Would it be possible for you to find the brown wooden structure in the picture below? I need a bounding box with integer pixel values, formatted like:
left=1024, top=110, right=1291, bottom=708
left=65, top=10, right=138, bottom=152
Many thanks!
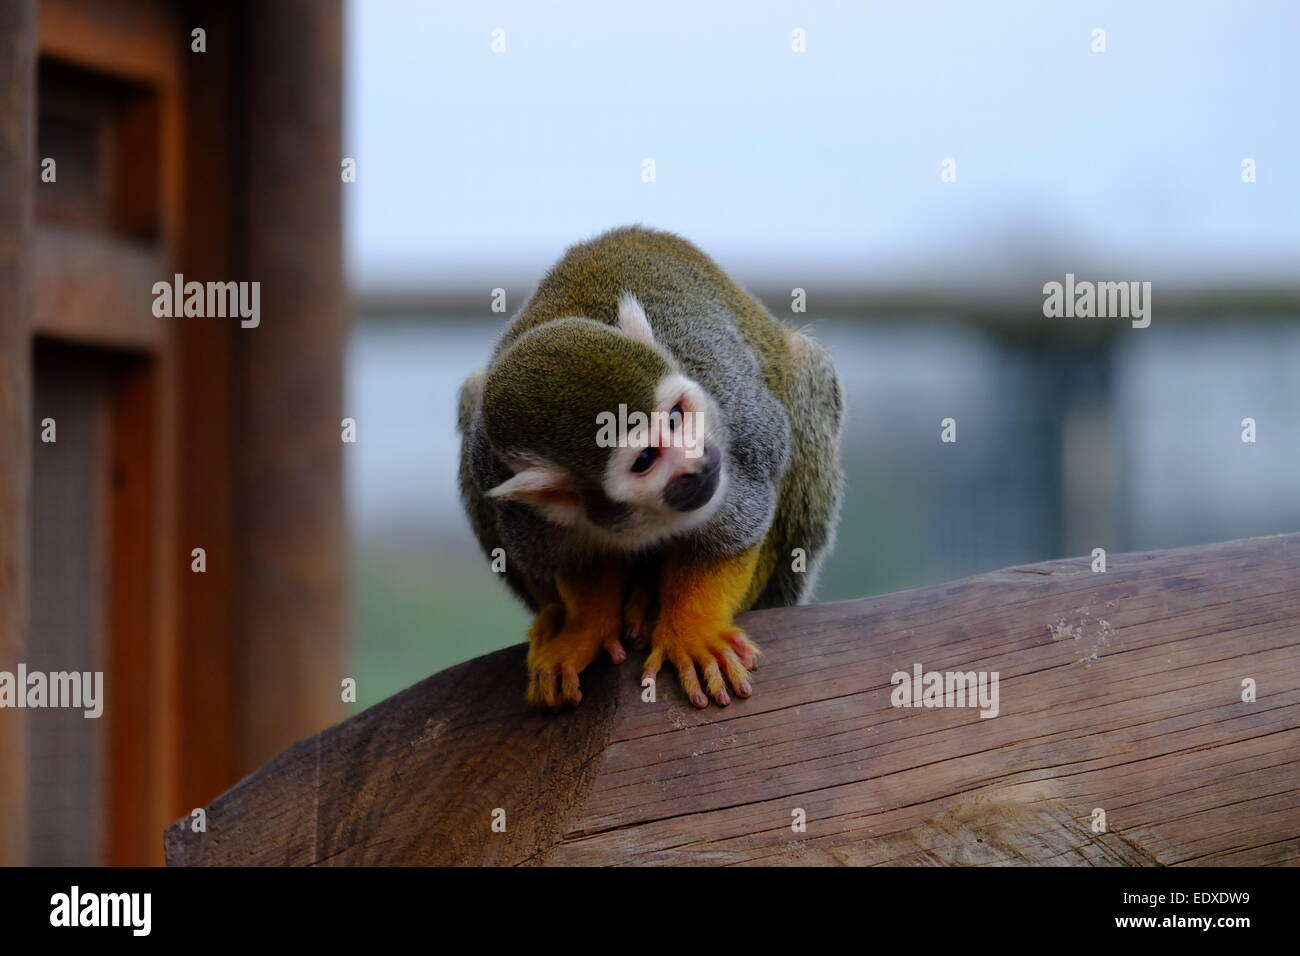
left=166, top=533, right=1300, bottom=866
left=0, top=0, right=346, bottom=865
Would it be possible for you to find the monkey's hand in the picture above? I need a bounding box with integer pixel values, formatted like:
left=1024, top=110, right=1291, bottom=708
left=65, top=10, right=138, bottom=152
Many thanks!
left=642, top=547, right=762, bottom=708
left=526, top=565, right=627, bottom=710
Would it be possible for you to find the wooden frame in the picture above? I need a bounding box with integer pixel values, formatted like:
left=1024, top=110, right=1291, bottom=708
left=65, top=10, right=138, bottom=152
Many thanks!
left=33, top=0, right=183, bottom=866
left=2, top=0, right=344, bottom=865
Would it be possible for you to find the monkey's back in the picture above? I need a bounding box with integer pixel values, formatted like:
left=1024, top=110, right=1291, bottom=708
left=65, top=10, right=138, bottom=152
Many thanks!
left=500, top=227, right=796, bottom=396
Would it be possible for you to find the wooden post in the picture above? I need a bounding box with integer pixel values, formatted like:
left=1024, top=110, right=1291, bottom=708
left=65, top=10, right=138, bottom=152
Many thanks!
left=235, top=0, right=347, bottom=772
left=0, top=0, right=35, bottom=867
left=166, top=533, right=1300, bottom=866
left=173, top=0, right=238, bottom=819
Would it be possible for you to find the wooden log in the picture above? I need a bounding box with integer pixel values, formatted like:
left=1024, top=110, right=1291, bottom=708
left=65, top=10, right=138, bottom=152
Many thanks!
left=165, top=533, right=1300, bottom=866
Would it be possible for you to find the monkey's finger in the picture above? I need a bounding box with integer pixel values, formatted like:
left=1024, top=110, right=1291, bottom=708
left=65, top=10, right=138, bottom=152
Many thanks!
left=527, top=666, right=560, bottom=711
left=719, top=648, right=753, bottom=697
left=701, top=659, right=730, bottom=706
left=526, top=670, right=542, bottom=707
left=603, top=637, right=627, bottom=664
left=673, top=655, right=708, bottom=709
left=560, top=664, right=583, bottom=706
left=723, top=629, right=761, bottom=670
left=540, top=671, right=561, bottom=712
left=642, top=646, right=666, bottom=684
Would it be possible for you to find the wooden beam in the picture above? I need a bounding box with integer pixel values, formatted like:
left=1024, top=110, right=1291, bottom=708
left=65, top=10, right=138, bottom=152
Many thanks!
left=0, top=0, right=35, bottom=868
left=37, top=0, right=176, bottom=86
left=33, top=227, right=164, bottom=350
left=234, top=0, right=346, bottom=773
left=165, top=533, right=1300, bottom=866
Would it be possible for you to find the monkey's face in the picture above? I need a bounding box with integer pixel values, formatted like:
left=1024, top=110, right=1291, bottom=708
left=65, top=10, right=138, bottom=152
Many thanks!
left=482, top=303, right=728, bottom=550
left=597, top=370, right=727, bottom=537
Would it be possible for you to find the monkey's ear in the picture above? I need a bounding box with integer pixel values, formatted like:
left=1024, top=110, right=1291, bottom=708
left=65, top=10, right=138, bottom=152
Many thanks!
left=616, top=292, right=655, bottom=346
left=487, top=459, right=584, bottom=524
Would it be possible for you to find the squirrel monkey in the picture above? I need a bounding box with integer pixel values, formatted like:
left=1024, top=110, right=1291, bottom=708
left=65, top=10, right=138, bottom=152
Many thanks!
left=458, top=226, right=843, bottom=709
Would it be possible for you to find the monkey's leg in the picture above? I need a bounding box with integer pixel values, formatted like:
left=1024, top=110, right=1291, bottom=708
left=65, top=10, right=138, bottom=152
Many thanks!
left=643, top=546, right=763, bottom=708
left=526, top=561, right=627, bottom=710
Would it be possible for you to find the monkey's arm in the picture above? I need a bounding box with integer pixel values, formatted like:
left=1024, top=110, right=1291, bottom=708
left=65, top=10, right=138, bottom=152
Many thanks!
left=642, top=545, right=763, bottom=708
left=527, top=560, right=629, bottom=709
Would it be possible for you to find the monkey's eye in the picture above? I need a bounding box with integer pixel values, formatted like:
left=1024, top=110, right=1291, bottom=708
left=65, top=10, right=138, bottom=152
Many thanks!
left=631, top=447, right=659, bottom=474
left=669, top=403, right=683, bottom=430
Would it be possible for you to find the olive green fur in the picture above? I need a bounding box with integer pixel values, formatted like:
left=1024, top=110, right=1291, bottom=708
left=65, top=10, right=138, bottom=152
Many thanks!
left=484, top=318, right=668, bottom=478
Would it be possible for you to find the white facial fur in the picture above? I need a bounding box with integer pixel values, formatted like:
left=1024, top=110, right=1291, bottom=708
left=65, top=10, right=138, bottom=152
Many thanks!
left=600, top=371, right=728, bottom=545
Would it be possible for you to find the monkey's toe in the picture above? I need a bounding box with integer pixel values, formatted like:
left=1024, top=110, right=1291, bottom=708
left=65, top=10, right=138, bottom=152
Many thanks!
left=526, top=665, right=563, bottom=711
left=642, top=625, right=759, bottom=707
left=526, top=621, right=621, bottom=711
left=723, top=628, right=761, bottom=670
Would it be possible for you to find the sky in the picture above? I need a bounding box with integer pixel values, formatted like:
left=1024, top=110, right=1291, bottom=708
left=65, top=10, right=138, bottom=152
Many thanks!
left=344, top=0, right=1300, bottom=297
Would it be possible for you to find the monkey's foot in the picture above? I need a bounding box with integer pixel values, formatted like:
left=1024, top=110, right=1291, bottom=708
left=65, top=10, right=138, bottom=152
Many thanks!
left=642, top=623, right=760, bottom=708
left=526, top=603, right=626, bottom=710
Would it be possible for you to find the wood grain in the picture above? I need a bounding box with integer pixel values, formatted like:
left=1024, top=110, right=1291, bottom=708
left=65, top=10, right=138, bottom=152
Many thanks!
left=167, top=533, right=1300, bottom=866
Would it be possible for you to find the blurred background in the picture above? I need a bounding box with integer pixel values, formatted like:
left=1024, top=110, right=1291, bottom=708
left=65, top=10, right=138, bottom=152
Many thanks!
left=6, top=0, right=1296, bottom=866
left=343, top=0, right=1300, bottom=706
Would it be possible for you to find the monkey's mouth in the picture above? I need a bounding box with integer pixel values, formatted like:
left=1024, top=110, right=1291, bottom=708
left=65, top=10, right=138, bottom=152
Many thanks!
left=663, top=448, right=722, bottom=512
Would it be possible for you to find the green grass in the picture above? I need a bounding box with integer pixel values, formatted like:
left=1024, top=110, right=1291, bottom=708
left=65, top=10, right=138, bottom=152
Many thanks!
left=350, top=550, right=529, bottom=708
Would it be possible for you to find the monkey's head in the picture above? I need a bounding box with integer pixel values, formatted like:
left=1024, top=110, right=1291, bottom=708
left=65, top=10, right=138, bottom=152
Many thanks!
left=481, top=295, right=727, bottom=550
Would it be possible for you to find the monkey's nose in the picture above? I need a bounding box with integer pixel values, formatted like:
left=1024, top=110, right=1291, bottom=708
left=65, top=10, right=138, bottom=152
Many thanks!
left=663, top=450, right=720, bottom=512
